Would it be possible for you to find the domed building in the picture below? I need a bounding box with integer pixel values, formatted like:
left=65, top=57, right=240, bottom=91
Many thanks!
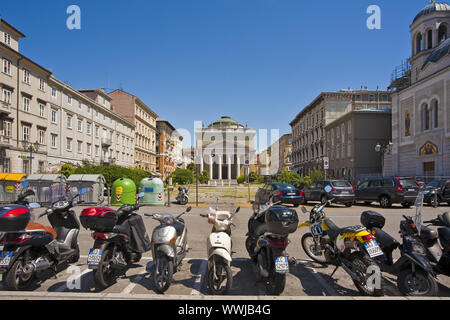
left=195, top=116, right=256, bottom=182
left=386, top=1, right=450, bottom=178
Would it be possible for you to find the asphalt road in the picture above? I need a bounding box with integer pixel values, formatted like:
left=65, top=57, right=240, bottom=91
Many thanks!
left=1, top=201, right=449, bottom=299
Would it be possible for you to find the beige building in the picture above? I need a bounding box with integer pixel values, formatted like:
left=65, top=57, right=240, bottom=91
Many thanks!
left=0, top=18, right=135, bottom=174
left=259, top=133, right=293, bottom=176
left=156, top=119, right=176, bottom=180
left=290, top=89, right=392, bottom=176
left=108, top=89, right=158, bottom=173
left=385, top=2, right=450, bottom=179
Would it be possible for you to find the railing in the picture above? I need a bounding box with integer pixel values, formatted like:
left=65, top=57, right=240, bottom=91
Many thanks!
left=0, top=135, right=11, bottom=145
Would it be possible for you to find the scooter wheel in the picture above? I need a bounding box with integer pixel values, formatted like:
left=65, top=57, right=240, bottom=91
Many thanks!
left=153, top=256, right=174, bottom=294
left=208, top=260, right=232, bottom=295
left=93, top=248, right=118, bottom=290
left=265, top=273, right=286, bottom=296
left=397, top=269, right=438, bottom=297
left=3, top=259, right=35, bottom=291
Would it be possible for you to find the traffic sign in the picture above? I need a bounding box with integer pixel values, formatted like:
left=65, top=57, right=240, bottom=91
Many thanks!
left=324, top=157, right=329, bottom=170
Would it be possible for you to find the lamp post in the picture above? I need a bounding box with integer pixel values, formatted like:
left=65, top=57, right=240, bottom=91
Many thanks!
left=22, top=140, right=40, bottom=176
left=375, top=142, right=393, bottom=177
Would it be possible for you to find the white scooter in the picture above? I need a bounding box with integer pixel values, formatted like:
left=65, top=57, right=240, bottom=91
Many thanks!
left=200, top=205, right=240, bottom=295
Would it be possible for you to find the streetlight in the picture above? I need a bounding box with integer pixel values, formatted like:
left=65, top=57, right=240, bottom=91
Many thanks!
left=22, top=140, right=40, bottom=175
left=375, top=142, right=393, bottom=177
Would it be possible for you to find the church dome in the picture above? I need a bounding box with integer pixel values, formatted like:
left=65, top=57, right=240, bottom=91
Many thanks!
left=413, top=2, right=450, bottom=24
left=422, top=37, right=450, bottom=68
left=209, top=116, right=244, bottom=129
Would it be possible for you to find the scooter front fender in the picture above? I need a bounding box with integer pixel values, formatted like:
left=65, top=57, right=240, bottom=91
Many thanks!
left=298, top=221, right=312, bottom=229
left=156, top=244, right=175, bottom=259
left=209, top=248, right=232, bottom=266
left=404, top=252, right=436, bottom=277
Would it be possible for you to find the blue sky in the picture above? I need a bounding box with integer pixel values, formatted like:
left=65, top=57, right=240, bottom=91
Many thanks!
left=0, top=0, right=431, bottom=148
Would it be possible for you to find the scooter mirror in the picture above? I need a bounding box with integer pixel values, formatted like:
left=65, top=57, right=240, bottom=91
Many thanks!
left=301, top=207, right=307, bottom=214
left=29, top=203, right=41, bottom=209
left=324, top=185, right=332, bottom=193
left=186, top=206, right=192, bottom=212
left=235, top=207, right=241, bottom=214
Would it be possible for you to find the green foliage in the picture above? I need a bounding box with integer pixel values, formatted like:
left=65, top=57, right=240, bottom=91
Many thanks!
left=169, top=169, right=194, bottom=185
left=59, top=164, right=76, bottom=178
left=309, top=169, right=324, bottom=183
left=198, top=170, right=210, bottom=184
left=249, top=172, right=265, bottom=184
left=237, top=175, right=246, bottom=184
left=73, top=165, right=151, bottom=189
left=186, top=162, right=196, bottom=174
left=273, top=170, right=314, bottom=190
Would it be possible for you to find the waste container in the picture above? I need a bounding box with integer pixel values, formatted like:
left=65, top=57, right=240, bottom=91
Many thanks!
left=26, top=174, right=67, bottom=205
left=139, top=177, right=165, bottom=206
left=0, top=173, right=27, bottom=204
left=111, top=178, right=136, bottom=206
left=67, top=174, right=106, bottom=205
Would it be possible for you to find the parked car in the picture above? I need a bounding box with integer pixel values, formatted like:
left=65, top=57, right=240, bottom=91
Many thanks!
left=302, top=180, right=355, bottom=207
left=354, top=177, right=419, bottom=208
left=255, top=182, right=304, bottom=207
left=423, top=180, right=450, bottom=207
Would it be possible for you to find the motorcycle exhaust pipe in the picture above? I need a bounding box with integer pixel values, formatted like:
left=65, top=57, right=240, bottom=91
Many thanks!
left=24, top=260, right=53, bottom=273
left=111, top=257, right=127, bottom=269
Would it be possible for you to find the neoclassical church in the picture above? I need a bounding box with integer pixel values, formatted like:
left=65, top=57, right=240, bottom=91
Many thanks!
left=385, top=1, right=450, bottom=179
left=194, top=116, right=256, bottom=181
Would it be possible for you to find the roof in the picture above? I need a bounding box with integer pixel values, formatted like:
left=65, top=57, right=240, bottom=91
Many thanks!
left=412, top=2, right=450, bottom=24
left=209, top=116, right=243, bottom=128
left=0, top=18, right=26, bottom=38
left=422, top=38, right=450, bottom=69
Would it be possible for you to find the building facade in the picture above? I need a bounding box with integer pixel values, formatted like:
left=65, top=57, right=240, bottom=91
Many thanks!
left=0, top=18, right=135, bottom=174
left=108, top=89, right=158, bottom=173
left=324, top=109, right=392, bottom=180
left=259, top=133, right=293, bottom=176
left=385, top=2, right=450, bottom=179
left=156, top=119, right=176, bottom=180
left=195, top=116, right=257, bottom=181
left=290, top=90, right=392, bottom=176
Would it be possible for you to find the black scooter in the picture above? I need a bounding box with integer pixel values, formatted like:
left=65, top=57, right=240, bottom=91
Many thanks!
left=0, top=182, right=86, bottom=291
left=81, top=193, right=151, bottom=290
left=420, top=212, right=450, bottom=276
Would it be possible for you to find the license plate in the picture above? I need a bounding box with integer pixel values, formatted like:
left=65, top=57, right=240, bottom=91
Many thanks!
left=408, top=189, right=415, bottom=192
left=342, top=191, right=349, bottom=194
left=275, top=256, right=289, bottom=274
left=364, top=240, right=383, bottom=258
left=0, top=251, right=13, bottom=267
left=87, top=249, right=102, bottom=267
left=287, top=193, right=296, bottom=196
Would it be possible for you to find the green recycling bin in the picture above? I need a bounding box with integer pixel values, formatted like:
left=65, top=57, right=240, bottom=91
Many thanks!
left=111, top=178, right=136, bottom=206
left=139, top=177, right=165, bottom=206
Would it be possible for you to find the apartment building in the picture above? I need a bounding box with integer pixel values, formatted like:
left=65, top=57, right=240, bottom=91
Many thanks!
left=290, top=89, right=392, bottom=176
left=259, top=133, right=293, bottom=176
left=0, top=18, right=135, bottom=174
left=156, top=119, right=176, bottom=180
left=108, top=89, right=158, bottom=173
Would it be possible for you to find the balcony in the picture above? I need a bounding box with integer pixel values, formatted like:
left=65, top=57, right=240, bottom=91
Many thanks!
left=0, top=135, right=11, bottom=148
left=101, top=137, right=112, bottom=147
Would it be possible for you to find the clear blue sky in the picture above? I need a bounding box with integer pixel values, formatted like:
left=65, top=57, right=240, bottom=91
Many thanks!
left=0, top=0, right=430, bottom=148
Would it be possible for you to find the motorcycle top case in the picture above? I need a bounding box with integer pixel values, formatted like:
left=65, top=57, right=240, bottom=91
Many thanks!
left=360, top=211, right=385, bottom=229
left=265, top=206, right=299, bottom=236
left=80, top=207, right=118, bottom=232
left=0, top=205, right=32, bottom=232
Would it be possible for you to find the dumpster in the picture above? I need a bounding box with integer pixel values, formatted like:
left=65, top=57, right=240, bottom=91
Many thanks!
left=139, top=177, right=165, bottom=206
left=67, top=174, right=106, bottom=205
left=26, top=174, right=67, bottom=205
left=111, top=178, right=136, bottom=206
left=0, top=173, right=27, bottom=204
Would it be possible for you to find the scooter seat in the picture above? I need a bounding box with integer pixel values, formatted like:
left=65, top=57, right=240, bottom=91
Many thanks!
left=112, top=225, right=129, bottom=236
left=372, top=227, right=400, bottom=252
left=26, top=223, right=57, bottom=239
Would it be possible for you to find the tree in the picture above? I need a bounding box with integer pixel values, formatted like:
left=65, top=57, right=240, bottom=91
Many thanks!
left=198, top=170, right=210, bottom=184
left=186, top=162, right=196, bottom=174
left=170, top=169, right=194, bottom=185
left=59, top=164, right=75, bottom=178
left=309, top=169, right=324, bottom=183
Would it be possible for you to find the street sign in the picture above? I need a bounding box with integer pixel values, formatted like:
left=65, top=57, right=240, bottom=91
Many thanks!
left=324, top=157, right=329, bottom=170
left=244, top=160, right=249, bottom=168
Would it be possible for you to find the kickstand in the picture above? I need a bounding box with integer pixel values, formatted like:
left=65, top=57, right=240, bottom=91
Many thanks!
left=329, top=265, right=339, bottom=279
left=52, top=266, right=58, bottom=279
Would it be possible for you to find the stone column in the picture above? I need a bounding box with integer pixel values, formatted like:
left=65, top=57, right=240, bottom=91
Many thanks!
left=227, top=156, right=232, bottom=181
left=209, top=155, right=213, bottom=180
left=236, top=156, right=240, bottom=178
left=218, top=156, right=222, bottom=180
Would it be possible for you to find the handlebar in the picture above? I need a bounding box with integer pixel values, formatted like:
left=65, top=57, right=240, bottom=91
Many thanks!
left=200, top=213, right=208, bottom=218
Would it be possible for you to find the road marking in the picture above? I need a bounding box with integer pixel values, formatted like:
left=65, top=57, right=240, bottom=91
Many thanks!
left=53, top=268, right=91, bottom=292
left=121, top=269, right=150, bottom=295
left=190, top=259, right=207, bottom=295
left=296, top=259, right=338, bottom=296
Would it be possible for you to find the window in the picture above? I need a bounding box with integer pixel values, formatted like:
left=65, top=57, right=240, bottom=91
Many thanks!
left=23, top=69, right=31, bottom=84
left=67, top=115, right=72, bottom=129
left=1, top=120, right=12, bottom=137
left=38, top=161, right=45, bottom=173
left=77, top=119, right=83, bottom=132
left=51, top=87, right=57, bottom=98
left=66, top=138, right=72, bottom=151
left=2, top=89, right=11, bottom=104
left=416, top=33, right=423, bottom=54
left=427, top=29, right=433, bottom=50
left=39, top=103, right=45, bottom=117
left=95, top=126, right=99, bottom=137
left=51, top=134, right=57, bottom=148
left=438, top=24, right=448, bottom=43
left=87, top=123, right=92, bottom=135
left=3, top=32, right=11, bottom=46
left=51, top=109, right=57, bottom=124
left=3, top=158, right=10, bottom=173
left=39, top=78, right=45, bottom=91
left=422, top=104, right=430, bottom=131
left=22, top=125, right=30, bottom=141
left=23, top=160, right=29, bottom=175
left=432, top=100, right=439, bottom=129
left=67, top=95, right=72, bottom=105
left=23, top=97, right=30, bottom=112
left=38, top=129, right=45, bottom=145
left=78, top=100, right=82, bottom=110
left=87, top=105, right=91, bottom=113
left=87, top=143, right=92, bottom=155
left=95, top=145, right=99, bottom=157
left=77, top=141, right=82, bottom=153
left=2, top=58, right=11, bottom=75
left=405, top=110, right=411, bottom=137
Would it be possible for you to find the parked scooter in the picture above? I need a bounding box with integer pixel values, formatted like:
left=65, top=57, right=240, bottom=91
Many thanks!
left=299, top=186, right=384, bottom=296
left=144, top=206, right=191, bottom=293
left=81, top=193, right=151, bottom=290
left=420, top=212, right=450, bottom=276
left=176, top=187, right=189, bottom=205
left=200, top=201, right=240, bottom=295
left=0, top=182, right=86, bottom=291
left=360, top=192, right=439, bottom=296
left=245, top=196, right=298, bottom=295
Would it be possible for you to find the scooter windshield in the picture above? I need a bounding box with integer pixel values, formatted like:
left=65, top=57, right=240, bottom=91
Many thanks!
left=413, top=191, right=425, bottom=236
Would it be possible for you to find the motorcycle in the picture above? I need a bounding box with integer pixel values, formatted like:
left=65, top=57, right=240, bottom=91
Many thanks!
left=245, top=197, right=298, bottom=295
left=420, top=212, right=450, bottom=276
left=298, top=186, right=384, bottom=296
left=0, top=182, right=86, bottom=291
left=144, top=206, right=191, bottom=293
left=81, top=192, right=151, bottom=290
left=176, top=187, right=189, bottom=205
left=200, top=201, right=240, bottom=295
